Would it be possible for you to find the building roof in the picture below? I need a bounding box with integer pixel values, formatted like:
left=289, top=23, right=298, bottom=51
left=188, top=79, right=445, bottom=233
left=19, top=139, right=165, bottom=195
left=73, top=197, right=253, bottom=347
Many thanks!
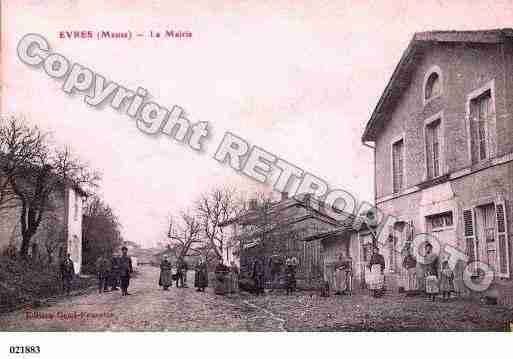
left=221, top=193, right=358, bottom=247
left=219, top=193, right=353, bottom=228
left=361, top=28, right=513, bottom=143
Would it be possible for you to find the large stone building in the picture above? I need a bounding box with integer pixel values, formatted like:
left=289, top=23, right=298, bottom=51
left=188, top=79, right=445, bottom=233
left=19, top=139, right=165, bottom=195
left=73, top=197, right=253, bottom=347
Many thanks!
left=359, top=29, right=513, bottom=294
left=0, top=178, right=85, bottom=274
left=210, top=29, right=513, bottom=301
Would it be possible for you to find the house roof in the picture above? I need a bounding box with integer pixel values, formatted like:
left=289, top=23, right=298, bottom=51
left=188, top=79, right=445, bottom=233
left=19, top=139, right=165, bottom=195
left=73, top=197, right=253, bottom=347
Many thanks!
left=361, top=28, right=513, bottom=143
left=219, top=193, right=353, bottom=228
left=221, top=193, right=359, bottom=247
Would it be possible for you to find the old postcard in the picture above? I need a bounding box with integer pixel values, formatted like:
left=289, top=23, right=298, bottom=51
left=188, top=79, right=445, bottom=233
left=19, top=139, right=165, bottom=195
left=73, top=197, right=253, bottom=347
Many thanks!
left=1, top=1, right=513, bottom=356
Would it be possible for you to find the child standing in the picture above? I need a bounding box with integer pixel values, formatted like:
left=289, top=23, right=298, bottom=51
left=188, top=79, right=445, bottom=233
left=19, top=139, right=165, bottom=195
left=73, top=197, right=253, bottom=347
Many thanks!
left=439, top=260, right=454, bottom=301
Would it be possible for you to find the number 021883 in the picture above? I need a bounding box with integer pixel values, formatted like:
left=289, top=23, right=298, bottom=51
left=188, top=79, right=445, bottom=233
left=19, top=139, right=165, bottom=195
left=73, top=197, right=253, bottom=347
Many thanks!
left=9, top=346, right=40, bottom=354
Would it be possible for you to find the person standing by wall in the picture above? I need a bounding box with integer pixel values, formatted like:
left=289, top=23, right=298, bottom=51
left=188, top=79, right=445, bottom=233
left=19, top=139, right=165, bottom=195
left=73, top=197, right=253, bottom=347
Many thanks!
left=367, top=246, right=385, bottom=297
left=60, top=253, right=75, bottom=296
left=424, top=242, right=439, bottom=301
left=402, top=243, right=417, bottom=296
left=119, top=246, right=133, bottom=296
left=439, top=260, right=454, bottom=301
left=96, top=254, right=111, bottom=294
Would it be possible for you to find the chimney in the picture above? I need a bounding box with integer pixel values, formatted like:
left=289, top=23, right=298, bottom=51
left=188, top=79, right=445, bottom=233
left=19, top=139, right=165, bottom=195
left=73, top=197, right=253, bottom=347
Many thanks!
left=281, top=191, right=289, bottom=201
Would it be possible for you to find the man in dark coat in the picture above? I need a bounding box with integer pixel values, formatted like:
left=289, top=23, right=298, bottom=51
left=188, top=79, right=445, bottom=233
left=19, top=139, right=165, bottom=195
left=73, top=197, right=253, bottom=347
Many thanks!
left=252, top=257, right=265, bottom=295
left=60, top=253, right=75, bottom=296
left=96, top=255, right=111, bottom=294
left=119, top=246, right=133, bottom=296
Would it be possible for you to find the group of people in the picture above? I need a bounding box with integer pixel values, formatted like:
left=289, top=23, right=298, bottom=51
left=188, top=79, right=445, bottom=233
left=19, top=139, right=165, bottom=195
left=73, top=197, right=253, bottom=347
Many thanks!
left=61, top=246, right=133, bottom=297
left=251, top=256, right=298, bottom=295
left=158, top=256, right=239, bottom=295
left=365, top=241, right=454, bottom=300
left=402, top=241, right=454, bottom=301
left=95, top=246, right=134, bottom=296
left=158, top=256, right=190, bottom=290
left=91, top=243, right=453, bottom=302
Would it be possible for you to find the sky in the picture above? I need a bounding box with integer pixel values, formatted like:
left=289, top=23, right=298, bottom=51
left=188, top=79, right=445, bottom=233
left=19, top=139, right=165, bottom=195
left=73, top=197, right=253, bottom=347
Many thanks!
left=2, top=0, right=513, bottom=248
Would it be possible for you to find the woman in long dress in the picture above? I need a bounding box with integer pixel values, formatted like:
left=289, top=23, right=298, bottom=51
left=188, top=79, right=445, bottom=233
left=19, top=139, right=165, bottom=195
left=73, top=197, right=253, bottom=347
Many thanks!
left=402, top=243, right=417, bottom=296
left=367, top=246, right=385, bottom=297
left=194, top=259, right=208, bottom=292
left=439, top=260, right=454, bottom=301
left=424, top=242, right=439, bottom=301
left=159, top=255, right=173, bottom=290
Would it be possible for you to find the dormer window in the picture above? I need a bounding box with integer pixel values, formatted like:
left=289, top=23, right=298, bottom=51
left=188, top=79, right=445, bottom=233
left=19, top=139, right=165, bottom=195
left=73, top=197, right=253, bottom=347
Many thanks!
left=423, top=66, right=443, bottom=104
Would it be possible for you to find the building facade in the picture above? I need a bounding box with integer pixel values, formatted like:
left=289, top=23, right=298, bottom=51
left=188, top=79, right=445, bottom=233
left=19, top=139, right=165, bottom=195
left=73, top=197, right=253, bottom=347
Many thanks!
left=0, top=184, right=85, bottom=273
left=361, top=29, right=513, bottom=293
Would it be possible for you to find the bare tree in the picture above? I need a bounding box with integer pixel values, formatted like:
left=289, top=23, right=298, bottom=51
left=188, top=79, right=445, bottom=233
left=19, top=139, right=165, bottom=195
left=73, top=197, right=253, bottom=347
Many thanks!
left=167, top=211, right=204, bottom=260
left=0, top=116, right=46, bottom=214
left=196, top=187, right=242, bottom=260
left=2, top=117, right=101, bottom=258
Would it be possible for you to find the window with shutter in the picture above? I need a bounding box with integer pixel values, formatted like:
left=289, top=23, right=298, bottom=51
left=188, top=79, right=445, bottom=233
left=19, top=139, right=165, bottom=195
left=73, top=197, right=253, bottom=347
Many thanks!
left=495, top=201, right=510, bottom=278
left=425, top=119, right=441, bottom=179
left=469, top=91, right=492, bottom=164
left=463, top=209, right=478, bottom=264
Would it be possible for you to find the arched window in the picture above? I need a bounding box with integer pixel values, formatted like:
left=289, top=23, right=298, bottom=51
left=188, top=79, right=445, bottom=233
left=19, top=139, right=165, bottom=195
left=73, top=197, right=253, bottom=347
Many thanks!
left=425, top=72, right=441, bottom=101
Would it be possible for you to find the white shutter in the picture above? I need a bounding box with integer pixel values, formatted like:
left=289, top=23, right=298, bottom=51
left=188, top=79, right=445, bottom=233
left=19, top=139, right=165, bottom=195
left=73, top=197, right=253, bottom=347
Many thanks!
left=495, top=200, right=510, bottom=278
left=463, top=208, right=478, bottom=265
